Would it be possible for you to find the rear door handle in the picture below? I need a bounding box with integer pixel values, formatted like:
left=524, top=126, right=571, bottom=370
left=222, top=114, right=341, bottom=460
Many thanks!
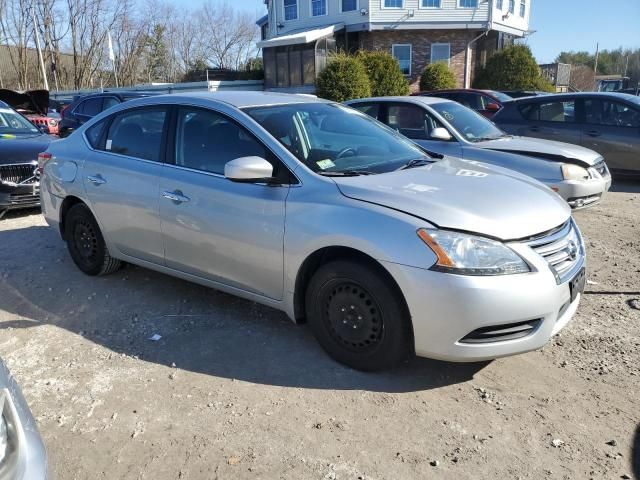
left=87, top=174, right=106, bottom=186
left=162, top=190, right=190, bottom=204
left=586, top=130, right=601, bottom=137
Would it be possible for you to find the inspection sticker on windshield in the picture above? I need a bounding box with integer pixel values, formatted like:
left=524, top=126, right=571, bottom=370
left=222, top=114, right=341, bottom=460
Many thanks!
left=316, top=159, right=335, bottom=170
left=441, top=111, right=454, bottom=121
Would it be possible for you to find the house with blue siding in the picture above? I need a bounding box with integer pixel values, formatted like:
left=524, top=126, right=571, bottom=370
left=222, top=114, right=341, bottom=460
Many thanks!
left=256, top=0, right=532, bottom=91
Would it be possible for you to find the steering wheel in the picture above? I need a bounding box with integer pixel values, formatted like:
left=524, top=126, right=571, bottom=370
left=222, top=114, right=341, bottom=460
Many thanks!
left=336, top=147, right=357, bottom=160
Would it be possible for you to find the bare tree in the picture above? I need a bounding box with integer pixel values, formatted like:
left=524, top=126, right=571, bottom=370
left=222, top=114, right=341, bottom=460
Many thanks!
left=0, top=0, right=35, bottom=89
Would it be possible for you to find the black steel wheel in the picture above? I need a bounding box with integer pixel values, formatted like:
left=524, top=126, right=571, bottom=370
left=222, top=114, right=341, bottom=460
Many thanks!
left=65, top=203, right=121, bottom=276
left=306, top=260, right=412, bottom=371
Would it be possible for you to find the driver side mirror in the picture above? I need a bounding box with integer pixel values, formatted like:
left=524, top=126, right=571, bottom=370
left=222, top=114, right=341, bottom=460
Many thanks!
left=224, top=156, right=274, bottom=183
left=430, top=127, right=452, bottom=141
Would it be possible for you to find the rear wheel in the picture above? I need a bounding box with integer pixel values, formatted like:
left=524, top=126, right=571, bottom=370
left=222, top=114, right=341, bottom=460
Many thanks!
left=305, top=260, right=412, bottom=371
left=65, top=203, right=121, bottom=276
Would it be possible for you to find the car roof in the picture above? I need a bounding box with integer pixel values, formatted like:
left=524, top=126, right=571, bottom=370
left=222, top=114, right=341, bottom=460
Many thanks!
left=346, top=96, right=451, bottom=107
left=508, top=91, right=637, bottom=102
left=140, top=91, right=330, bottom=109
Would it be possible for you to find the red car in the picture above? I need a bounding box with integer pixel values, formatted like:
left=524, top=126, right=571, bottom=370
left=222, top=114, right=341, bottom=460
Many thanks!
left=0, top=89, right=60, bottom=135
left=411, top=89, right=513, bottom=118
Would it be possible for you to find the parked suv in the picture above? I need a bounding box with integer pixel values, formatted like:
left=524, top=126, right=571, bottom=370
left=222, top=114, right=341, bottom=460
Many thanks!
left=493, top=92, right=640, bottom=176
left=58, top=91, right=157, bottom=138
left=41, top=92, right=585, bottom=371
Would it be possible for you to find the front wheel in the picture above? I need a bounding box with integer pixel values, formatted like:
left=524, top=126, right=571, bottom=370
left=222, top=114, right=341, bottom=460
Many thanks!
left=64, top=203, right=121, bottom=276
left=305, top=260, right=412, bottom=371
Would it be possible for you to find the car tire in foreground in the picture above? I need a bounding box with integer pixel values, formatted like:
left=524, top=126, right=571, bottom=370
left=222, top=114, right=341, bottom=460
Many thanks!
left=305, top=260, right=412, bottom=371
left=65, top=203, right=121, bottom=276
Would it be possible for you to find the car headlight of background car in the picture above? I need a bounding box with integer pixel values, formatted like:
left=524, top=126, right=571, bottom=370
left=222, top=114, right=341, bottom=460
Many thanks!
left=561, top=164, right=590, bottom=181
left=417, top=229, right=531, bottom=276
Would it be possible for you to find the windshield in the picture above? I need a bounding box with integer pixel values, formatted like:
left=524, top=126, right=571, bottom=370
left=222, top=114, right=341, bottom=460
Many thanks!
left=431, top=102, right=506, bottom=142
left=0, top=107, right=39, bottom=134
left=244, top=103, right=431, bottom=175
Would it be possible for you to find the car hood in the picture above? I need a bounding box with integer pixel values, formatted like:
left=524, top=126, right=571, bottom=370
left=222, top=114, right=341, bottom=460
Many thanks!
left=333, top=157, right=570, bottom=241
left=0, top=89, right=49, bottom=115
left=479, top=136, right=602, bottom=167
left=0, top=134, right=52, bottom=165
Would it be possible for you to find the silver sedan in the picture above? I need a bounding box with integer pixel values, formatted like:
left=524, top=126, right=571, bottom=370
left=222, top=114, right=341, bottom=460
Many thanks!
left=41, top=92, right=585, bottom=370
left=346, top=96, right=612, bottom=209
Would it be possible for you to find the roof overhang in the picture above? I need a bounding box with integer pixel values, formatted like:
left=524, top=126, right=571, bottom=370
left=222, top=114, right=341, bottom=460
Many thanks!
left=256, top=23, right=344, bottom=49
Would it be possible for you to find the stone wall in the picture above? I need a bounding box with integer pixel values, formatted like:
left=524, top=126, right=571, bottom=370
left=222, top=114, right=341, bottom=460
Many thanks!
left=359, top=29, right=481, bottom=91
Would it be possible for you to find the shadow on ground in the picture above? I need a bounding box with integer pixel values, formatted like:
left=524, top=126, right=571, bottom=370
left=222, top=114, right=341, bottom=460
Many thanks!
left=610, top=178, right=640, bottom=194
left=0, top=217, right=487, bottom=393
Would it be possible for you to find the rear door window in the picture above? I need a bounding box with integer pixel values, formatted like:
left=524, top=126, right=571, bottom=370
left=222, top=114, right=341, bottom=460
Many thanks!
left=78, top=98, right=102, bottom=116
left=349, top=103, right=381, bottom=120
left=521, top=100, right=576, bottom=122
left=85, top=119, right=108, bottom=148
left=104, top=107, right=167, bottom=161
left=387, top=104, right=428, bottom=139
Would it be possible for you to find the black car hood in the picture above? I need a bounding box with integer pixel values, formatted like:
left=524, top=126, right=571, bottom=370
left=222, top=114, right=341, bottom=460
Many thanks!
left=0, top=89, right=49, bottom=115
left=0, top=134, right=52, bottom=165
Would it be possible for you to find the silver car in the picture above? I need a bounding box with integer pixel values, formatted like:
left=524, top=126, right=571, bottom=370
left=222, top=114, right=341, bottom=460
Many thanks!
left=41, top=92, right=586, bottom=371
left=0, top=358, right=48, bottom=479
left=346, top=96, right=612, bottom=209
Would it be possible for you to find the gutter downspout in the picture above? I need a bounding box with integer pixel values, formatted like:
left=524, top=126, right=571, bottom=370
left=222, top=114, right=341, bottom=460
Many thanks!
left=463, top=2, right=493, bottom=88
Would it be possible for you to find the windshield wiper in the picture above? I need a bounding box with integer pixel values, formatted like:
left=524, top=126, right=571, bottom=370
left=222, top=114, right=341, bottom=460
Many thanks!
left=317, top=170, right=376, bottom=177
left=397, top=158, right=435, bottom=171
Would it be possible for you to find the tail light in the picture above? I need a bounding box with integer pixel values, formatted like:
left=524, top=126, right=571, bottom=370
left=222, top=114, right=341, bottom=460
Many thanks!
left=37, top=152, right=52, bottom=174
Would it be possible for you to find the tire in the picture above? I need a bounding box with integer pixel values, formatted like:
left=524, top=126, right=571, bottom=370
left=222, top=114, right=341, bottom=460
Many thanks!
left=64, top=203, right=121, bottom=276
left=305, top=260, right=412, bottom=371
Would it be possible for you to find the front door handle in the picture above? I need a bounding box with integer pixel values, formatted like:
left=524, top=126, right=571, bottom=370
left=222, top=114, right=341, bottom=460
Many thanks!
left=87, top=174, right=106, bottom=186
left=586, top=130, right=601, bottom=137
left=162, top=190, right=190, bottom=204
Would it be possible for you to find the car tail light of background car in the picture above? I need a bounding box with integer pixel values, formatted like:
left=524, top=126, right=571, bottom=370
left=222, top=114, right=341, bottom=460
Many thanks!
left=37, top=152, right=52, bottom=175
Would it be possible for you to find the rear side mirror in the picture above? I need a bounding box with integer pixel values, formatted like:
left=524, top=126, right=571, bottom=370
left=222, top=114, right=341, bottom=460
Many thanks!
left=486, top=103, right=501, bottom=112
left=224, top=156, right=274, bottom=183
left=430, top=127, right=452, bottom=141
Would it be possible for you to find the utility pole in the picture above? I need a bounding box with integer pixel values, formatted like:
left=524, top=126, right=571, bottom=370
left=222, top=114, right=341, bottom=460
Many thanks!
left=623, top=54, right=629, bottom=77
left=32, top=4, right=50, bottom=91
left=594, top=42, right=599, bottom=76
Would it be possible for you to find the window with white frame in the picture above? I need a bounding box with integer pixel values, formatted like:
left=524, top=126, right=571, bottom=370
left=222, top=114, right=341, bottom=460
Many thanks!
left=459, top=0, right=478, bottom=7
left=311, top=0, right=327, bottom=16
left=422, top=0, right=441, bottom=7
left=284, top=0, right=297, bottom=20
left=508, top=0, right=515, bottom=13
left=384, top=0, right=404, bottom=8
left=519, top=0, right=526, bottom=16
left=342, top=0, right=357, bottom=11
left=430, top=43, right=450, bottom=65
left=392, top=44, right=411, bottom=75
left=496, top=0, right=503, bottom=9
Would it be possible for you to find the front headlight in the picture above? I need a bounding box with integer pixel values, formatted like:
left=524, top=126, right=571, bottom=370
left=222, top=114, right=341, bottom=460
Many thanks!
left=417, top=229, right=530, bottom=276
left=561, top=164, right=589, bottom=181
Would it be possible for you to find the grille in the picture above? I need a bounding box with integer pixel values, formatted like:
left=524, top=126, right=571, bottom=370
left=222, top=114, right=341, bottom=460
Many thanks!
left=527, top=220, right=584, bottom=284
left=0, top=163, right=38, bottom=184
left=460, top=319, right=542, bottom=344
left=593, top=160, right=608, bottom=177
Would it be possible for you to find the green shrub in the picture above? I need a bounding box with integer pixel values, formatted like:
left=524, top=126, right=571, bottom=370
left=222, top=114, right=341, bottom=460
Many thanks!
left=473, top=45, right=554, bottom=91
left=419, top=62, right=457, bottom=91
left=316, top=53, right=371, bottom=102
left=356, top=50, right=409, bottom=97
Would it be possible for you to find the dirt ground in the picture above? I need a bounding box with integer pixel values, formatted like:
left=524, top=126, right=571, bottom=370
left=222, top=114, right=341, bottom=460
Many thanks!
left=0, top=182, right=639, bottom=480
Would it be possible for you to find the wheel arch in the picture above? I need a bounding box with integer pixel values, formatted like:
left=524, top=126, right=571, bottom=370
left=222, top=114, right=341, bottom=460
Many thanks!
left=293, top=246, right=414, bottom=344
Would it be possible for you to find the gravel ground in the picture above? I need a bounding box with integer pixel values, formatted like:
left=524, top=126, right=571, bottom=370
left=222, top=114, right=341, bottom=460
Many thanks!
left=0, top=182, right=638, bottom=480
